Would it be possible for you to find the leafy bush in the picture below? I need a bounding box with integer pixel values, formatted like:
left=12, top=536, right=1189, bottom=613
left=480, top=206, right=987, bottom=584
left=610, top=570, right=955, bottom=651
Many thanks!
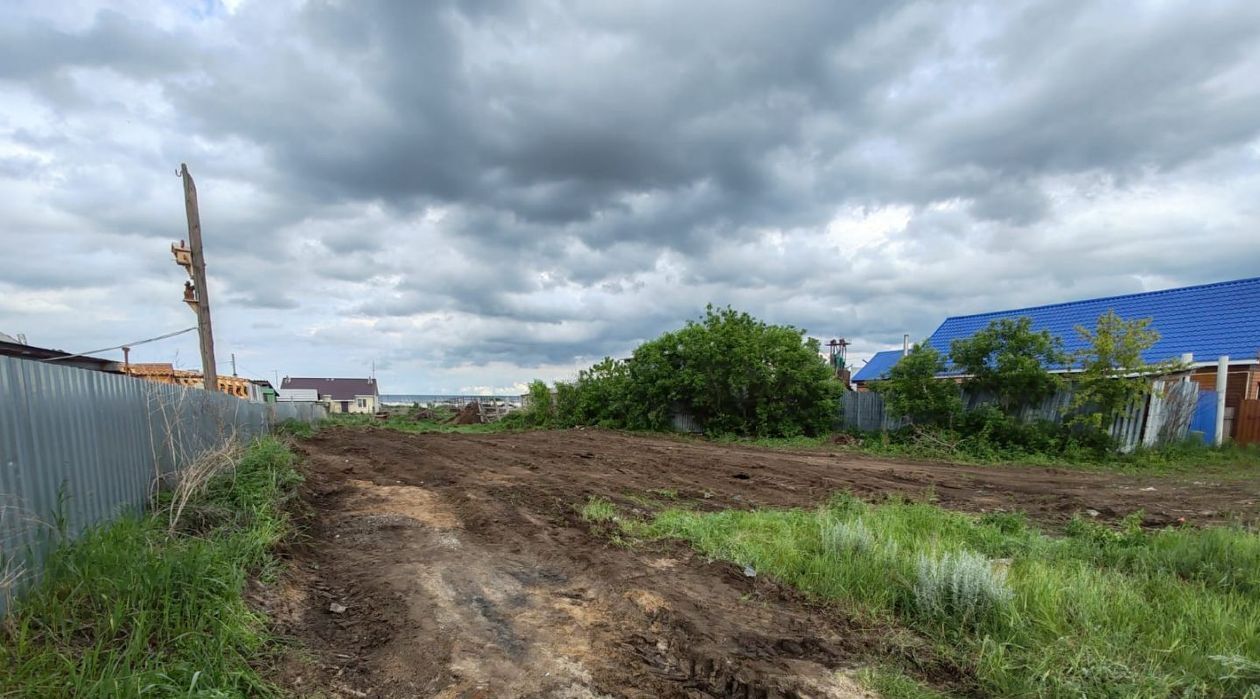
left=557, top=306, right=841, bottom=437
left=1069, top=310, right=1176, bottom=434
left=517, top=379, right=555, bottom=427
left=949, top=316, right=1066, bottom=414
left=874, top=343, right=961, bottom=427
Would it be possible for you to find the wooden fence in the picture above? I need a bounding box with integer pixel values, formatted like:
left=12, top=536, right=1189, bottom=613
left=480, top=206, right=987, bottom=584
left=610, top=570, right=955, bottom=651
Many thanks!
left=839, top=378, right=1200, bottom=452
left=1237, top=399, right=1260, bottom=446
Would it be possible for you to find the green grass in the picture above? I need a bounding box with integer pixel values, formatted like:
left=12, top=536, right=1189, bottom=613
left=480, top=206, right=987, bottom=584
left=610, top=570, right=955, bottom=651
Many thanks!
left=858, top=667, right=958, bottom=699
left=0, top=437, right=302, bottom=698
left=635, top=496, right=1260, bottom=698
left=579, top=496, right=618, bottom=523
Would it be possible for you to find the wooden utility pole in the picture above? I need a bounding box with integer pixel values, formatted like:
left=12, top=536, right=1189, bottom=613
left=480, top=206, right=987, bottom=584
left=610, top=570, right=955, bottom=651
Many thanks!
left=174, top=163, right=219, bottom=393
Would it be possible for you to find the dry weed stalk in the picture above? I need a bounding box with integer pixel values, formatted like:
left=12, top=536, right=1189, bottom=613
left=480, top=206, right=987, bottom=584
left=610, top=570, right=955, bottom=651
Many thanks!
left=164, top=435, right=243, bottom=537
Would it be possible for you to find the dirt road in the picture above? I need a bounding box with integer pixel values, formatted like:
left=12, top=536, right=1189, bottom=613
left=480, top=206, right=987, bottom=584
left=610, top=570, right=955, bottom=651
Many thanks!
left=271, top=428, right=1259, bottom=698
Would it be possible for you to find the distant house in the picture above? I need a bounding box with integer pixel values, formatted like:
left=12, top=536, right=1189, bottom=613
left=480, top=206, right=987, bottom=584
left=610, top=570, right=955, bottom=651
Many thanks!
left=0, top=333, right=121, bottom=373
left=281, top=377, right=380, bottom=414
left=851, top=277, right=1260, bottom=439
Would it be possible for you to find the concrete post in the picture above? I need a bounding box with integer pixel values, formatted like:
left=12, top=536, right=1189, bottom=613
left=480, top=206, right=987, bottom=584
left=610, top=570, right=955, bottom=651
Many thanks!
left=1214, top=355, right=1228, bottom=446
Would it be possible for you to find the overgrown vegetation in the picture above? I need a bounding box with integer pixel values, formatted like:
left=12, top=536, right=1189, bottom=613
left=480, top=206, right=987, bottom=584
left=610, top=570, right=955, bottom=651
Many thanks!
left=0, top=437, right=301, bottom=698
left=539, top=306, right=843, bottom=437
left=875, top=343, right=961, bottom=427
left=948, top=316, right=1067, bottom=413
left=1069, top=309, right=1177, bottom=432
left=637, top=496, right=1260, bottom=698
left=872, top=311, right=1190, bottom=464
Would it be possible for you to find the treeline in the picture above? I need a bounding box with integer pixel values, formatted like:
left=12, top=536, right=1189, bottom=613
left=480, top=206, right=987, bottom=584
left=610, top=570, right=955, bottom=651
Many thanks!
left=509, top=306, right=842, bottom=438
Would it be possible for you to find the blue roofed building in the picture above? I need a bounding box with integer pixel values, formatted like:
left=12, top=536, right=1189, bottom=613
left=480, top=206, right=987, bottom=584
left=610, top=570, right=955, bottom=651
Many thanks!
left=852, top=349, right=907, bottom=387
left=850, top=277, right=1260, bottom=439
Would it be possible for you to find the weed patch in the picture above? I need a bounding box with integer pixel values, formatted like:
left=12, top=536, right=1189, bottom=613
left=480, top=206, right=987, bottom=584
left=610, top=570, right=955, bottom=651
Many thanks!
left=0, top=437, right=301, bottom=698
left=580, top=496, right=617, bottom=523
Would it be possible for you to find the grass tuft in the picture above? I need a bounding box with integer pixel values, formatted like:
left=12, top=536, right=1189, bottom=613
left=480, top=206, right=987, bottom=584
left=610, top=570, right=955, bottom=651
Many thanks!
left=0, top=436, right=301, bottom=698
left=580, top=496, right=618, bottom=523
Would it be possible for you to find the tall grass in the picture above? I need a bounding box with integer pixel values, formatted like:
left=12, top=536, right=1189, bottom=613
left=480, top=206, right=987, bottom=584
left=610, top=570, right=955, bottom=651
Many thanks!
left=0, top=437, right=301, bottom=698
left=640, top=496, right=1260, bottom=697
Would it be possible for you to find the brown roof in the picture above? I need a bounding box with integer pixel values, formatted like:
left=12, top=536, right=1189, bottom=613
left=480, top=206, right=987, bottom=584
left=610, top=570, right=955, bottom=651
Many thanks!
left=281, top=377, right=379, bottom=400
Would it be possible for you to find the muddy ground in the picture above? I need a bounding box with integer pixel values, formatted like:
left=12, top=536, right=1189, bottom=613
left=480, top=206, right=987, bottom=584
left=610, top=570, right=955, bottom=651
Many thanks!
left=268, top=427, right=1260, bottom=698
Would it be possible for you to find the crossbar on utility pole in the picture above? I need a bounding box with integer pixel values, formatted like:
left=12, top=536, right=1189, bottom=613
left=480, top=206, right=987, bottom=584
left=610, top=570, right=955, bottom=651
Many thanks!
left=180, top=163, right=219, bottom=393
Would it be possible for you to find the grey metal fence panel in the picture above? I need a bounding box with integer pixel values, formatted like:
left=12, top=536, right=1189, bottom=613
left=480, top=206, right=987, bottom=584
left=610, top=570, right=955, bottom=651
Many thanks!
left=840, top=392, right=908, bottom=432
left=0, top=356, right=323, bottom=614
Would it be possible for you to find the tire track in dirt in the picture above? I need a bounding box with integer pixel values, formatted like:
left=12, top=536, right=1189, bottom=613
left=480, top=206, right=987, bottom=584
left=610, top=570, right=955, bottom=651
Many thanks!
left=270, top=428, right=1259, bottom=697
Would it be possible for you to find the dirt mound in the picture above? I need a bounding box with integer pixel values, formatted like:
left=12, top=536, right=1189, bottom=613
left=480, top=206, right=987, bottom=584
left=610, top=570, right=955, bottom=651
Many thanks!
left=409, top=408, right=438, bottom=421
left=449, top=401, right=482, bottom=425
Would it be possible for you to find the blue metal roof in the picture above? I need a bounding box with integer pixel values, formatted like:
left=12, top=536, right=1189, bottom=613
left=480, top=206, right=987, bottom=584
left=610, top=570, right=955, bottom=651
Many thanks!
left=924, top=276, right=1260, bottom=371
left=852, top=349, right=906, bottom=383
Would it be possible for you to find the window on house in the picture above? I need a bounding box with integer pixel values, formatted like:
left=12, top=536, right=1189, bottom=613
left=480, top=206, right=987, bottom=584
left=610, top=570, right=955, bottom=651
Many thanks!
left=357, top=398, right=367, bottom=408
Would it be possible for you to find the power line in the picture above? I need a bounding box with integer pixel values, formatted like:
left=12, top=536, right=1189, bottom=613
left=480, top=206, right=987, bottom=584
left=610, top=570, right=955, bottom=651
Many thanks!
left=42, top=326, right=198, bottom=362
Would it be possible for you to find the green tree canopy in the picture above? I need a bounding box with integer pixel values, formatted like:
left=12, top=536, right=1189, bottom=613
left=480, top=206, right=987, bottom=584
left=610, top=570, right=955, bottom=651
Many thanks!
left=1069, top=310, right=1169, bottom=432
left=949, top=317, right=1066, bottom=414
left=874, top=343, right=961, bottom=426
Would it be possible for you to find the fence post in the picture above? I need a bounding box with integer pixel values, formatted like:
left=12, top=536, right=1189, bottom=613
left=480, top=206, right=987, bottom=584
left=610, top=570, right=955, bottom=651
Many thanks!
left=1215, top=356, right=1228, bottom=446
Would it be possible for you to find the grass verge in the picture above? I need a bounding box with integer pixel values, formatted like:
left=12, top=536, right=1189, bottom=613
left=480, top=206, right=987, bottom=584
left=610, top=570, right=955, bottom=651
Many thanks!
left=633, top=496, right=1260, bottom=698
left=0, top=436, right=301, bottom=698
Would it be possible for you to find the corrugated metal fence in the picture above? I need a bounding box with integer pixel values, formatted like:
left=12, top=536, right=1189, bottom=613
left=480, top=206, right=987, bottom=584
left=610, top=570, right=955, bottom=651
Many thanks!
left=840, top=378, right=1200, bottom=452
left=0, top=356, right=325, bottom=613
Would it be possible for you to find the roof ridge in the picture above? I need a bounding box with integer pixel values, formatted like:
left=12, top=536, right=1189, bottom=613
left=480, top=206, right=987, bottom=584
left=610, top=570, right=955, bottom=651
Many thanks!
left=942, top=276, right=1260, bottom=323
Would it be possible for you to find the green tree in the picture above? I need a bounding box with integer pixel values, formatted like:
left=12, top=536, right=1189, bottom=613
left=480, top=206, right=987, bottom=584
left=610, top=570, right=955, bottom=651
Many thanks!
left=1068, top=310, right=1169, bottom=433
left=874, top=343, right=961, bottom=426
left=949, top=317, right=1066, bottom=414
left=553, top=307, right=840, bottom=437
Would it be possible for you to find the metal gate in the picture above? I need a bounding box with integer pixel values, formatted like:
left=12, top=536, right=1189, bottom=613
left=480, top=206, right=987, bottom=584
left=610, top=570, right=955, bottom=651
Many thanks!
left=1188, top=390, right=1217, bottom=445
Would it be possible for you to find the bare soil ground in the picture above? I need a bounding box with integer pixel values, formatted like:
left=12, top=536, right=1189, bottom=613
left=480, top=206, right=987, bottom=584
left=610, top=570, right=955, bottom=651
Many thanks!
left=271, top=427, right=1260, bottom=698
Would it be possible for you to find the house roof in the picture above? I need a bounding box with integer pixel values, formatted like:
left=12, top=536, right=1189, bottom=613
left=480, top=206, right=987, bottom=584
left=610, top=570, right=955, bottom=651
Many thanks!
left=924, top=276, right=1260, bottom=370
left=281, top=377, right=379, bottom=400
left=852, top=350, right=905, bottom=383
left=854, top=277, right=1260, bottom=381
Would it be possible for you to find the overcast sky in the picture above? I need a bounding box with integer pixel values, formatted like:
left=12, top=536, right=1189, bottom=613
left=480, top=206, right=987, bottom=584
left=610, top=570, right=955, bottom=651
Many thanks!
left=2, top=1, right=1259, bottom=394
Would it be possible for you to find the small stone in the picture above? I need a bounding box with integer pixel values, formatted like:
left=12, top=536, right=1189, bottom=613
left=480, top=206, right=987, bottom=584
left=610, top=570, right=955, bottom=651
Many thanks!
left=1086, top=509, right=1101, bottom=518
left=742, top=565, right=757, bottom=578
left=329, top=602, right=347, bottom=614
left=1140, top=486, right=1157, bottom=492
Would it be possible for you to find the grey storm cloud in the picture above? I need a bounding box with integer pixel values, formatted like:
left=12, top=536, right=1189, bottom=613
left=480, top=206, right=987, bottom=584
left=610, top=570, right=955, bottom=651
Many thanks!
left=1, top=0, right=1259, bottom=392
